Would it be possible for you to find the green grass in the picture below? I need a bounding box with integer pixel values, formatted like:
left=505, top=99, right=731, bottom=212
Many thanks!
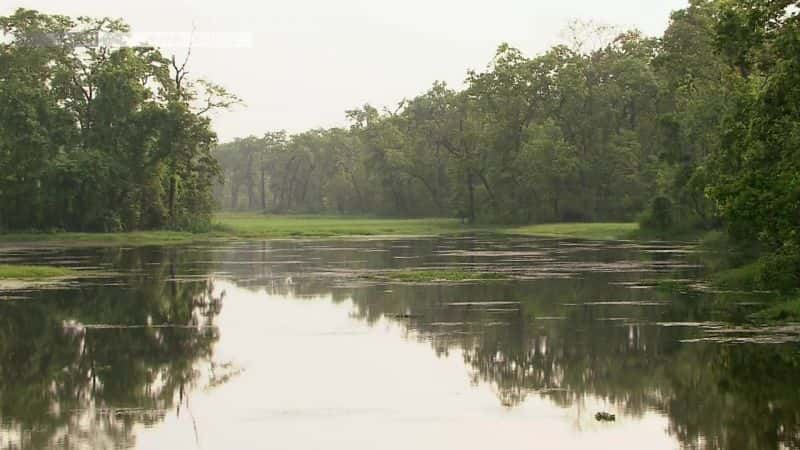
left=504, top=222, right=639, bottom=240
left=367, top=269, right=511, bottom=283
left=0, top=264, right=80, bottom=280
left=750, top=298, right=800, bottom=322
left=218, top=215, right=644, bottom=241
left=213, top=213, right=468, bottom=238
left=0, top=215, right=643, bottom=245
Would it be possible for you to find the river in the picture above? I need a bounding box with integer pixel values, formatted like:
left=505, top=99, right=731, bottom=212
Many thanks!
left=1, top=235, right=798, bottom=449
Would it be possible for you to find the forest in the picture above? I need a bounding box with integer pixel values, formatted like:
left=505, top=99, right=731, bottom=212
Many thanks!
left=2, top=1, right=799, bottom=289
left=214, top=0, right=799, bottom=290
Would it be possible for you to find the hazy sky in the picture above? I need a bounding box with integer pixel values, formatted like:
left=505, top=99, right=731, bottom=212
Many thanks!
left=6, top=0, right=688, bottom=142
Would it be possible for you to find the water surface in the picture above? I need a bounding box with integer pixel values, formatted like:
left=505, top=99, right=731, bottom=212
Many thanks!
left=1, top=236, right=798, bottom=450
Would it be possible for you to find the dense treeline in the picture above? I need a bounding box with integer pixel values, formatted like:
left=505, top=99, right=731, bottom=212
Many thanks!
left=216, top=0, right=799, bottom=288
left=216, top=8, right=720, bottom=225
left=217, top=33, right=665, bottom=223
left=0, top=9, right=236, bottom=232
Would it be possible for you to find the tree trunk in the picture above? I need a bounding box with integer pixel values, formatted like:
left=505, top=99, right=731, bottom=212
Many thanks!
left=260, top=168, right=267, bottom=210
left=467, top=172, right=476, bottom=224
left=300, top=163, right=315, bottom=206
left=247, top=176, right=256, bottom=209
left=168, top=174, right=178, bottom=224
left=231, top=178, right=239, bottom=209
left=478, top=173, right=497, bottom=210
left=553, top=184, right=561, bottom=220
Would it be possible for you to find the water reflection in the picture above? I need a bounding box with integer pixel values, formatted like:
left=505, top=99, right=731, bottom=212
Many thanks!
left=1, top=237, right=799, bottom=449
left=0, top=247, right=223, bottom=449
left=207, top=237, right=800, bottom=450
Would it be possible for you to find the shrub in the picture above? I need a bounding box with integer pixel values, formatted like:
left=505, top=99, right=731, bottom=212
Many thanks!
left=757, top=249, right=800, bottom=294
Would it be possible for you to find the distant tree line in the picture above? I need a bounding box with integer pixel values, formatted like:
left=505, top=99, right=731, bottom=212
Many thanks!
left=217, top=12, right=710, bottom=225
left=217, top=31, right=664, bottom=224
left=216, top=0, right=799, bottom=288
left=0, top=9, right=237, bottom=232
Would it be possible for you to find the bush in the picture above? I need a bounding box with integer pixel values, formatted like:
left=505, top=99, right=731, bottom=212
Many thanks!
left=757, top=249, right=800, bottom=294
left=712, top=262, right=763, bottom=290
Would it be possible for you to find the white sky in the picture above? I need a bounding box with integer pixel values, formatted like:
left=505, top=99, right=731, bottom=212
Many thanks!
left=4, top=0, right=688, bottom=142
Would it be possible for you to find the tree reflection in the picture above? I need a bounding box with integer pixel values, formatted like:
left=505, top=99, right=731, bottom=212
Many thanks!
left=344, top=279, right=800, bottom=450
left=222, top=239, right=799, bottom=450
left=0, top=247, right=223, bottom=450
left=173, top=237, right=798, bottom=450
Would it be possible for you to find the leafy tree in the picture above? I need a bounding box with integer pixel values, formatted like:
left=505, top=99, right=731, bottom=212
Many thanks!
left=707, top=0, right=800, bottom=288
left=0, top=9, right=235, bottom=232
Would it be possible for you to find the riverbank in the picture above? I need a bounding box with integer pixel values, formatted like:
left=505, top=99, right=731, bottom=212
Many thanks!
left=709, top=260, right=800, bottom=322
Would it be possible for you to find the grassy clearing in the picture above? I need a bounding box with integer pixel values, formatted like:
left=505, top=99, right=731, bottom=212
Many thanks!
left=0, top=264, right=80, bottom=280
left=217, top=214, right=641, bottom=240
left=217, top=215, right=646, bottom=241
left=367, top=270, right=510, bottom=283
left=213, top=213, right=467, bottom=238
left=0, top=215, right=644, bottom=245
left=504, top=222, right=639, bottom=240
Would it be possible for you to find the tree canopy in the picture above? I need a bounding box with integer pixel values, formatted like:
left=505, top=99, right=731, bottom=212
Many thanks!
left=0, top=9, right=237, bottom=232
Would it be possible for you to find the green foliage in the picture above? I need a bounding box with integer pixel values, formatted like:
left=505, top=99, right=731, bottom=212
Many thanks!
left=705, top=0, right=800, bottom=292
left=757, top=250, right=800, bottom=293
left=652, top=0, right=731, bottom=232
left=712, top=262, right=764, bottom=291
left=708, top=252, right=798, bottom=296
left=0, top=9, right=235, bottom=232
left=750, top=298, right=800, bottom=322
